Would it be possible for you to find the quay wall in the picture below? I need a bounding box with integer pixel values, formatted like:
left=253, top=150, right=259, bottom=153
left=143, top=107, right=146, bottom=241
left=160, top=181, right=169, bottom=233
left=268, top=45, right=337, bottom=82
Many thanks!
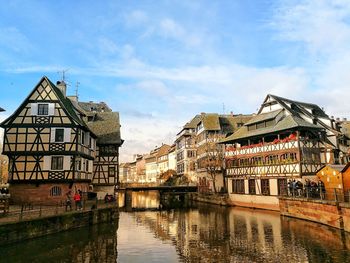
left=191, top=193, right=280, bottom=211
left=0, top=207, right=118, bottom=245
left=228, top=193, right=280, bottom=211
left=190, top=193, right=230, bottom=206
left=280, top=197, right=350, bottom=232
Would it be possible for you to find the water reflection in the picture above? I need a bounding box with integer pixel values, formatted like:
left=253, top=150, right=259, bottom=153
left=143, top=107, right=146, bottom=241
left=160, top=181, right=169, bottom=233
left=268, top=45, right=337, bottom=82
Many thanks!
left=0, top=222, right=118, bottom=263
left=1, top=192, right=350, bottom=263
left=118, top=190, right=160, bottom=209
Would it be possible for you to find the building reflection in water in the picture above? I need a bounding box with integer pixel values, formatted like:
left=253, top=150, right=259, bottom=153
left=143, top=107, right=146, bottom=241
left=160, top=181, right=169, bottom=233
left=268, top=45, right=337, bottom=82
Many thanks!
left=0, top=221, right=119, bottom=263
left=2, top=192, right=350, bottom=263
left=118, top=190, right=160, bottom=209
left=131, top=195, right=350, bottom=263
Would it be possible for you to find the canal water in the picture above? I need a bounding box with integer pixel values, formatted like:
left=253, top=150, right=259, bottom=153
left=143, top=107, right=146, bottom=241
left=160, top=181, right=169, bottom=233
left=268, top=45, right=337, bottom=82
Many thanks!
left=1, top=191, right=350, bottom=263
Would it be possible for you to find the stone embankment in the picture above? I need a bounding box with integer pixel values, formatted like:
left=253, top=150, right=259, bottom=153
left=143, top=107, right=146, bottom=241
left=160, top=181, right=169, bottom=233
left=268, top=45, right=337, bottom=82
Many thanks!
left=190, top=193, right=230, bottom=206
left=279, top=197, right=350, bottom=232
left=0, top=204, right=118, bottom=245
left=191, top=193, right=350, bottom=233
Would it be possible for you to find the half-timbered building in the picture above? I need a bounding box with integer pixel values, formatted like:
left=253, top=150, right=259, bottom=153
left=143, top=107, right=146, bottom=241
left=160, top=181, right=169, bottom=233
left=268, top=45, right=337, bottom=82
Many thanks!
left=221, top=94, right=347, bottom=210
left=0, top=77, right=97, bottom=204
left=77, top=101, right=123, bottom=198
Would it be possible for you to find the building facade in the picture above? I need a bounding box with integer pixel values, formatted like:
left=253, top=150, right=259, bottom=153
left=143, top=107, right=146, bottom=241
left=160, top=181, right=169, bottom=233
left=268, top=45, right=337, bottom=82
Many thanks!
left=175, top=116, right=200, bottom=184
left=0, top=76, right=122, bottom=204
left=222, top=94, right=346, bottom=210
left=0, top=77, right=96, bottom=204
left=194, top=113, right=252, bottom=193
left=78, top=101, right=123, bottom=197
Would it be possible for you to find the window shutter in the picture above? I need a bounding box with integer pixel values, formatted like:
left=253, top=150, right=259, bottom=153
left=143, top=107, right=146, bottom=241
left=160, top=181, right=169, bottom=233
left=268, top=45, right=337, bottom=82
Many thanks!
left=89, top=160, right=93, bottom=172
left=64, top=128, right=71, bottom=142
left=63, top=156, right=71, bottom=170
left=31, top=103, right=38, bottom=116
left=50, top=128, right=56, bottom=143
left=43, top=156, right=51, bottom=170
left=48, top=103, right=55, bottom=115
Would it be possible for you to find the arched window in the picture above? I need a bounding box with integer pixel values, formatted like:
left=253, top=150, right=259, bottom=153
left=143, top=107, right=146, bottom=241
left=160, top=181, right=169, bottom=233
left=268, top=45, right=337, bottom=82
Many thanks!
left=50, top=186, right=62, bottom=196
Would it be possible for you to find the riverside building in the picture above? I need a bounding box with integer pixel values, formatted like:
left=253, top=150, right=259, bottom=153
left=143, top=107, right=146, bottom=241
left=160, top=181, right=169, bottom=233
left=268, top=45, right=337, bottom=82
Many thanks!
left=221, top=94, right=348, bottom=210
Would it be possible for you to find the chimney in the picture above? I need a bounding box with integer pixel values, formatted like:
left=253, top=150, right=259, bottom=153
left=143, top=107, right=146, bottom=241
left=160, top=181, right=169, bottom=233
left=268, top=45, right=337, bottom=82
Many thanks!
left=343, top=118, right=347, bottom=121
left=56, top=81, right=67, bottom=96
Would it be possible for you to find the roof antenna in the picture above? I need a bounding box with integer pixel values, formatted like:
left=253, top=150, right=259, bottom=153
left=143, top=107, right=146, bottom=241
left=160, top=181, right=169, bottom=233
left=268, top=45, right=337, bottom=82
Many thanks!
left=57, top=69, right=69, bottom=82
left=75, top=81, right=80, bottom=99
left=222, top=103, right=226, bottom=115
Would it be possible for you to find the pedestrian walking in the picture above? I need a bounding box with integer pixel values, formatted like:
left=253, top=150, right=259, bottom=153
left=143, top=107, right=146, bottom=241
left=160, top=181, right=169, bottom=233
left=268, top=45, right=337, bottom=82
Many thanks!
left=73, top=191, right=82, bottom=210
left=65, top=191, right=72, bottom=211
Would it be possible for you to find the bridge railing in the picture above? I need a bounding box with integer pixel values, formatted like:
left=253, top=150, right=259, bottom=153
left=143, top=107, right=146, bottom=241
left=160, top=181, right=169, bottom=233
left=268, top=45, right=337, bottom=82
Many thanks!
left=279, top=187, right=350, bottom=203
left=0, top=199, right=117, bottom=225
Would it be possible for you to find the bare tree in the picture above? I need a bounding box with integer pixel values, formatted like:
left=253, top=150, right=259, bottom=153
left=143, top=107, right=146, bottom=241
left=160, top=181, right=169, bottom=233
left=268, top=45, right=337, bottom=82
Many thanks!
left=198, top=133, right=225, bottom=193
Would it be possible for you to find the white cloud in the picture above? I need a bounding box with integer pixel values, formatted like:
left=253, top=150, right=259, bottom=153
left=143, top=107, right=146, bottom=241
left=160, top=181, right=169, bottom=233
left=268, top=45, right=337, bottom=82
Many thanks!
left=125, top=10, right=149, bottom=27
left=0, top=27, right=33, bottom=53
left=98, top=37, right=119, bottom=55
left=271, top=0, right=350, bottom=118
left=119, top=116, right=181, bottom=162
left=272, top=0, right=350, bottom=55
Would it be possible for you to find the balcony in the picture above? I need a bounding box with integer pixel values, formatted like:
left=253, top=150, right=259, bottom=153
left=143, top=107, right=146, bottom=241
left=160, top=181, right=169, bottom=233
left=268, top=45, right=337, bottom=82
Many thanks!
left=225, top=137, right=299, bottom=157
left=226, top=162, right=300, bottom=176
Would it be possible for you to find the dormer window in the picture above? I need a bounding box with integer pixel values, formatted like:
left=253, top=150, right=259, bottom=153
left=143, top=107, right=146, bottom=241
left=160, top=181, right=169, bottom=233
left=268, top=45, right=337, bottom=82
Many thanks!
left=38, top=104, right=49, bottom=115
left=55, top=128, right=64, bottom=142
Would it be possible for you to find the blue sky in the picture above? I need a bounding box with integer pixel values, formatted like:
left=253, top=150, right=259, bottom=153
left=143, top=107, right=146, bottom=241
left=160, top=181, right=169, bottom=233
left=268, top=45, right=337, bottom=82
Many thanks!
left=1, top=0, right=350, bottom=161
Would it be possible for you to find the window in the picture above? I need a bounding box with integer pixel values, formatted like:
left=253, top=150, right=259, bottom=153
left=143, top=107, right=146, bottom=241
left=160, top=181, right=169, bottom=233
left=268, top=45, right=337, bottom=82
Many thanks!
left=55, top=129, right=64, bottom=142
left=247, top=124, right=256, bottom=131
left=257, top=122, right=265, bottom=129
left=187, top=150, right=196, bottom=158
left=76, top=160, right=82, bottom=171
left=50, top=186, right=62, bottom=196
left=86, top=161, right=89, bottom=172
left=232, top=179, right=245, bottom=194
left=177, top=163, right=184, bottom=174
left=51, top=156, right=63, bottom=170
left=38, top=104, right=49, bottom=115
left=261, top=179, right=270, bottom=195
left=248, top=179, right=256, bottom=194
left=81, top=131, right=86, bottom=145
left=109, top=166, right=115, bottom=177
left=278, top=178, right=287, bottom=196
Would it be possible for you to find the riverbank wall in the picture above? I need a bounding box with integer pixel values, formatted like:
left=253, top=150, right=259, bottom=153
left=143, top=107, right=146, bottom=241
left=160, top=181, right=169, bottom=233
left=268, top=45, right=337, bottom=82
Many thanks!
left=190, top=193, right=230, bottom=206
left=191, top=193, right=350, bottom=232
left=279, top=197, right=350, bottom=232
left=0, top=206, right=118, bottom=245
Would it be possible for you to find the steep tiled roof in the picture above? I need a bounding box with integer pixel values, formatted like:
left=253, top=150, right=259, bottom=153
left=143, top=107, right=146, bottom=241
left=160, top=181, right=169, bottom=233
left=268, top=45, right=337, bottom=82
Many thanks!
left=78, top=101, right=112, bottom=112
left=266, top=94, right=329, bottom=119
left=46, top=78, right=87, bottom=127
left=183, top=115, right=201, bottom=129
left=201, top=113, right=221, bottom=130
left=156, top=144, right=171, bottom=158
left=244, top=110, right=281, bottom=126
left=86, top=112, right=122, bottom=145
left=221, top=114, right=322, bottom=143
left=221, top=114, right=253, bottom=134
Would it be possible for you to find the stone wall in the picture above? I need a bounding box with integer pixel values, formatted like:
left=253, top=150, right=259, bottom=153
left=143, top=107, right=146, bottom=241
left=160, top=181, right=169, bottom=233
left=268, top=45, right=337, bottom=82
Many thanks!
left=228, top=193, right=280, bottom=211
left=279, top=197, right=350, bottom=232
left=0, top=206, right=118, bottom=245
left=191, top=193, right=230, bottom=206
left=9, top=182, right=89, bottom=205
